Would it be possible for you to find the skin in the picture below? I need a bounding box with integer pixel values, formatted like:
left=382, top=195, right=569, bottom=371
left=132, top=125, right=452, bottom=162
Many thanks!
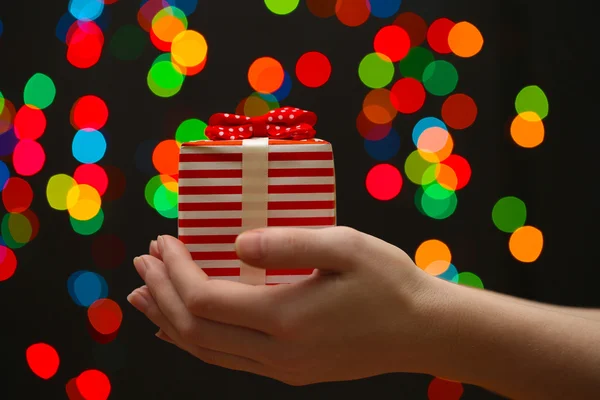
left=127, top=227, right=600, bottom=399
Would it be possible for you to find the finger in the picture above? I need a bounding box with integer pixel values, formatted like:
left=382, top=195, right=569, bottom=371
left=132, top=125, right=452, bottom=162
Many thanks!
left=149, top=240, right=161, bottom=260
left=129, top=287, right=269, bottom=377
left=157, top=235, right=284, bottom=333
left=138, top=255, right=275, bottom=360
left=235, top=226, right=378, bottom=272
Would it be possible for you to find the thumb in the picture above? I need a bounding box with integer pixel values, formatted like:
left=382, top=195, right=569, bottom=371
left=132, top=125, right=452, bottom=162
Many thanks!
left=234, top=226, right=376, bottom=272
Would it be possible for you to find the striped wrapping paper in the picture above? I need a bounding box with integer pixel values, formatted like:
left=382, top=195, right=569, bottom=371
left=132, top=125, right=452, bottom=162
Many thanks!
left=177, top=138, right=336, bottom=284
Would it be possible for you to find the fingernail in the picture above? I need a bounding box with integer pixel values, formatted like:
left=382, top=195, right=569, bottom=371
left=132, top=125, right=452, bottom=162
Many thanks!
left=156, top=330, right=173, bottom=343
left=127, top=290, right=148, bottom=313
left=235, top=230, right=264, bottom=260
left=150, top=240, right=157, bottom=250
left=133, top=256, right=147, bottom=279
left=157, top=236, right=164, bottom=253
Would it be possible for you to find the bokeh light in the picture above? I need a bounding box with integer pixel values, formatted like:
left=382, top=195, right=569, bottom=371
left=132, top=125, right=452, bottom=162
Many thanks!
left=1, top=212, right=39, bottom=249
left=67, top=270, right=108, bottom=307
left=458, top=271, right=484, bottom=288
left=448, top=21, right=484, bottom=58
left=71, top=95, right=109, bottom=130
left=393, top=12, right=427, bottom=47
left=364, top=129, right=401, bottom=161
left=335, top=0, right=370, bottom=27
left=442, top=94, right=477, bottom=130
left=13, top=140, right=46, bottom=177
left=171, top=29, right=207, bottom=68
left=0, top=161, right=9, bottom=190
left=399, top=47, right=434, bottom=80
left=0, top=98, right=16, bottom=135
left=70, top=208, right=104, bottom=235
left=175, top=118, right=207, bottom=144
left=248, top=57, right=284, bottom=94
left=14, top=105, right=47, bottom=140
left=363, top=88, right=397, bottom=124
left=358, top=53, right=395, bottom=89
left=510, top=112, right=544, bottom=148
left=509, top=225, right=543, bottom=263
left=151, top=6, right=187, bottom=48
left=88, top=298, right=123, bottom=335
left=369, top=0, right=402, bottom=18
left=296, top=52, right=332, bottom=88
left=0, top=245, right=17, bottom=281
left=492, top=196, right=527, bottom=233
left=147, top=55, right=185, bottom=97
left=428, top=377, right=464, bottom=400
left=374, top=25, right=410, bottom=62
left=69, top=0, right=105, bottom=21
left=3, top=177, right=33, bottom=213
left=390, top=78, right=426, bottom=114
left=422, top=60, right=458, bottom=96
left=515, top=85, right=548, bottom=120
left=66, top=184, right=102, bottom=221
left=306, top=0, right=336, bottom=18
left=427, top=18, right=455, bottom=54
left=72, top=129, right=107, bottom=164
left=74, top=164, right=109, bottom=196
left=26, top=343, right=60, bottom=380
left=365, top=164, right=403, bottom=201
left=73, top=369, right=111, bottom=400
left=152, top=139, right=180, bottom=176
left=110, top=24, right=147, bottom=61
left=264, top=0, right=299, bottom=15
left=47, top=174, right=77, bottom=211
left=66, top=21, right=104, bottom=69
left=415, top=239, right=451, bottom=276
left=23, top=73, right=56, bottom=110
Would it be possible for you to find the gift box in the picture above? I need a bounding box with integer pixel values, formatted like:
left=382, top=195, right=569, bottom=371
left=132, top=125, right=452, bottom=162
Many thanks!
left=177, top=107, right=336, bottom=285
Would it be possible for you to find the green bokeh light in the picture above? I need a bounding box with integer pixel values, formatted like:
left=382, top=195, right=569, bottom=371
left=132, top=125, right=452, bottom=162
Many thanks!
left=145, top=176, right=163, bottom=209
left=0, top=91, right=5, bottom=113
left=154, top=184, right=178, bottom=219
left=176, top=119, right=208, bottom=143
left=264, top=0, right=300, bottom=15
left=422, top=60, right=458, bottom=96
left=458, top=272, right=484, bottom=289
left=399, top=47, right=434, bottom=81
left=147, top=57, right=185, bottom=98
left=1, top=213, right=32, bottom=249
left=515, top=85, right=548, bottom=119
left=70, top=208, right=104, bottom=235
left=420, top=183, right=458, bottom=220
left=109, top=24, right=147, bottom=61
left=153, top=6, right=188, bottom=28
left=23, top=73, right=56, bottom=109
left=492, top=196, right=527, bottom=233
left=358, top=53, right=395, bottom=89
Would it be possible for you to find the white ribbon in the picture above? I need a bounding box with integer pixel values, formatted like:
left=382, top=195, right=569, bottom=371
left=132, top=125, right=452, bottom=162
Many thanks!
left=239, top=137, right=269, bottom=285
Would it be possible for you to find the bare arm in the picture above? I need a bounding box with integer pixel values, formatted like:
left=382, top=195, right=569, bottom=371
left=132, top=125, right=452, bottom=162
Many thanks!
left=422, top=278, right=600, bottom=400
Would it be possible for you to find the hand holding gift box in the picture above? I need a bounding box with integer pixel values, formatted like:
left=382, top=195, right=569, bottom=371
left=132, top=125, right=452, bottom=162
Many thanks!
left=177, top=107, right=336, bottom=285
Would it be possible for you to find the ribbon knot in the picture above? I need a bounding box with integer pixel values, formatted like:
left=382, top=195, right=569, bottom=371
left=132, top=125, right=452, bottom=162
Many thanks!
left=205, top=107, right=317, bottom=140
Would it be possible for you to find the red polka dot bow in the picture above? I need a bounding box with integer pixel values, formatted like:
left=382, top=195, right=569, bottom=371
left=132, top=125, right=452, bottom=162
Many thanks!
left=205, top=107, right=317, bottom=140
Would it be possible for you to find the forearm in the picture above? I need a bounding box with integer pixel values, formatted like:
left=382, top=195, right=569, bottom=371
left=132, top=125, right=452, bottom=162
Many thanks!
left=424, top=279, right=600, bottom=399
left=472, top=287, right=600, bottom=322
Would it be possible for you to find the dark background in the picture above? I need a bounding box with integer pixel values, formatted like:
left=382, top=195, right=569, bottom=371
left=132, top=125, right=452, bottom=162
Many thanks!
left=0, top=0, right=597, bottom=399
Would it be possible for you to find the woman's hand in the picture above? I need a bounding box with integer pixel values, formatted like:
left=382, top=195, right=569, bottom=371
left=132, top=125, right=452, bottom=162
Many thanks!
left=127, top=227, right=443, bottom=385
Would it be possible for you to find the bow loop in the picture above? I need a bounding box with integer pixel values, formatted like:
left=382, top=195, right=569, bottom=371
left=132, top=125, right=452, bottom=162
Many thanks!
left=205, top=107, right=317, bottom=140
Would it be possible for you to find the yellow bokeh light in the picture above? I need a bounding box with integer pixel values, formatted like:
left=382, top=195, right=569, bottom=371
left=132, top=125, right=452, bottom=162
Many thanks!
left=510, top=112, right=545, bottom=148
left=66, top=184, right=102, bottom=221
left=434, top=163, right=459, bottom=191
left=47, top=174, right=77, bottom=211
left=241, top=95, right=271, bottom=117
left=448, top=21, right=484, bottom=58
left=152, top=15, right=186, bottom=43
left=171, top=30, right=208, bottom=68
left=415, top=239, right=452, bottom=275
left=509, top=225, right=543, bottom=263
left=7, top=213, right=33, bottom=244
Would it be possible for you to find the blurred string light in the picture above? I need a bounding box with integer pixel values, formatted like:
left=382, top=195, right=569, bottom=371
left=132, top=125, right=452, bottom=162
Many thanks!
left=415, top=239, right=484, bottom=288
left=0, top=73, right=56, bottom=282
left=510, top=85, right=548, bottom=148
left=66, top=369, right=111, bottom=400
left=357, top=13, right=482, bottom=217
left=492, top=196, right=543, bottom=263
left=26, top=343, right=60, bottom=380
left=137, top=0, right=205, bottom=98
left=428, top=377, right=464, bottom=400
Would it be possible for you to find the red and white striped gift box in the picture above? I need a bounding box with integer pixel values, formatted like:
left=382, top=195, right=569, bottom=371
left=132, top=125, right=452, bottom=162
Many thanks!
left=177, top=138, right=336, bottom=285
